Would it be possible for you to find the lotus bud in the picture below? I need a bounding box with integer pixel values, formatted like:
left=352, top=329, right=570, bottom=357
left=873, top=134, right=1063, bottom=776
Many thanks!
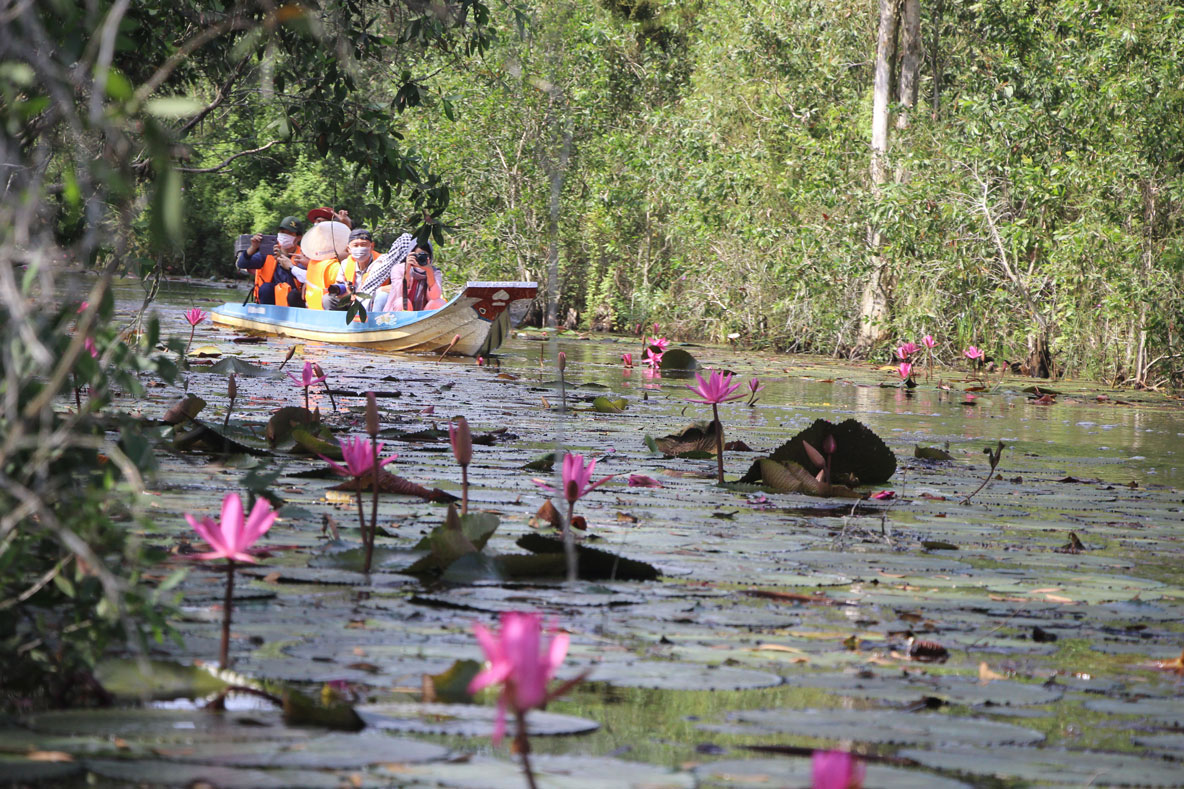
left=558, top=351, right=566, bottom=372
left=450, top=416, right=472, bottom=468
left=227, top=372, right=237, bottom=400
left=822, top=434, right=837, bottom=456
left=365, top=391, right=379, bottom=437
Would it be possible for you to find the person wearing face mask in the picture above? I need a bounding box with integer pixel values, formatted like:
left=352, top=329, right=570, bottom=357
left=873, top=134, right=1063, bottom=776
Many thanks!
left=320, top=227, right=379, bottom=311
left=381, top=236, right=446, bottom=312
left=236, top=216, right=308, bottom=307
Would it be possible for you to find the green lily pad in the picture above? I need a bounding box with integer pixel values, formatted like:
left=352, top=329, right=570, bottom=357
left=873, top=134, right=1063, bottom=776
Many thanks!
left=708, top=709, right=1044, bottom=746
left=0, top=754, right=83, bottom=783
left=94, top=658, right=230, bottom=701
left=205, top=357, right=280, bottom=378
left=695, top=757, right=970, bottom=789
left=899, top=746, right=1184, bottom=786
left=743, top=418, right=897, bottom=486
left=659, top=348, right=698, bottom=371
left=780, top=671, right=1064, bottom=706
left=152, top=729, right=447, bottom=768
left=357, top=702, right=599, bottom=737
left=382, top=754, right=695, bottom=788
left=581, top=661, right=783, bottom=691
left=592, top=395, right=628, bottom=413
left=25, top=708, right=311, bottom=743
left=81, top=760, right=362, bottom=788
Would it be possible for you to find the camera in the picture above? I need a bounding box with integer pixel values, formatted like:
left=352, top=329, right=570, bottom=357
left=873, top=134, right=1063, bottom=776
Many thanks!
left=328, top=283, right=349, bottom=296
left=413, top=252, right=430, bottom=265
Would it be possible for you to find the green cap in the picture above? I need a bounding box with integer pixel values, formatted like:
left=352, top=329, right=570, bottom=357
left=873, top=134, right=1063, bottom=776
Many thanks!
left=278, top=216, right=302, bottom=234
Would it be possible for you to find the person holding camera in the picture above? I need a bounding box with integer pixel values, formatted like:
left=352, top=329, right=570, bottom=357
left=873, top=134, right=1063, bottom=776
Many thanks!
left=236, top=215, right=307, bottom=307
left=381, top=238, right=446, bottom=312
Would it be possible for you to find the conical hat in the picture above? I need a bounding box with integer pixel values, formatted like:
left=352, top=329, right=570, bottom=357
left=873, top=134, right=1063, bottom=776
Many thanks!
left=301, top=221, right=351, bottom=261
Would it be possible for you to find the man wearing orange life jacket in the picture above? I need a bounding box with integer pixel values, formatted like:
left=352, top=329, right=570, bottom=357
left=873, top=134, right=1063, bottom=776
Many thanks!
left=236, top=216, right=308, bottom=307
left=317, top=227, right=383, bottom=311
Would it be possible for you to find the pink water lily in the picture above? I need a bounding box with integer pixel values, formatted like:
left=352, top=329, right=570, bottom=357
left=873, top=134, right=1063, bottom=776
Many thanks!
left=186, top=492, right=276, bottom=564
left=647, top=335, right=670, bottom=354
left=964, top=345, right=984, bottom=361
left=84, top=336, right=98, bottom=359
left=922, top=334, right=936, bottom=349
left=870, top=490, right=896, bottom=500
left=287, top=360, right=328, bottom=388
left=319, top=436, right=398, bottom=478
left=898, top=361, right=913, bottom=381
left=812, top=749, right=865, bottom=789
left=643, top=347, right=663, bottom=368
left=895, top=341, right=919, bottom=360
left=622, top=352, right=633, bottom=368
left=686, top=370, right=746, bottom=405
left=185, top=307, right=208, bottom=327
left=627, top=474, right=663, bottom=488
left=468, top=612, right=571, bottom=744
left=534, top=453, right=613, bottom=582
left=185, top=492, right=277, bottom=669
left=746, top=376, right=764, bottom=406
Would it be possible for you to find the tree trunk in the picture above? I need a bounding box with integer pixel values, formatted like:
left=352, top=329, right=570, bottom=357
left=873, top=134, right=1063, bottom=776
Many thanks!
left=857, top=0, right=900, bottom=349
left=896, top=0, right=921, bottom=130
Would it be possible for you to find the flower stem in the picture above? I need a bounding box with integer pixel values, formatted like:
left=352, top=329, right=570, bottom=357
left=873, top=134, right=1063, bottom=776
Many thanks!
left=368, top=441, right=380, bottom=571
left=185, top=326, right=195, bottom=356
left=713, top=403, right=724, bottom=484
left=564, top=500, right=577, bottom=583
left=559, top=370, right=566, bottom=412
left=220, top=559, right=235, bottom=669
left=514, top=710, right=540, bottom=789
left=460, top=466, right=469, bottom=516
left=304, top=385, right=310, bottom=411
left=355, top=484, right=371, bottom=574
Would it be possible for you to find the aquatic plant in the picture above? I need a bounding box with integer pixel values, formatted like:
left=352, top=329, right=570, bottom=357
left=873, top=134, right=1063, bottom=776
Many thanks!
left=468, top=612, right=579, bottom=789
left=534, top=453, right=613, bottom=582
left=622, top=352, right=633, bottom=368
left=628, top=474, right=663, bottom=488
left=185, top=493, right=276, bottom=668
left=183, top=307, right=207, bottom=355
left=963, top=440, right=1005, bottom=505
left=812, top=749, right=865, bottom=789
left=643, top=347, right=663, bottom=368
left=319, top=435, right=398, bottom=573
left=898, top=361, right=914, bottom=385
left=558, top=351, right=567, bottom=412
left=287, top=361, right=328, bottom=410
left=922, top=334, right=937, bottom=381
left=746, top=376, right=764, bottom=406
left=685, top=369, right=746, bottom=483
left=223, top=373, right=236, bottom=429
left=366, top=392, right=381, bottom=570
left=450, top=415, right=473, bottom=514
left=312, top=362, right=336, bottom=410
left=964, top=345, right=987, bottom=386
left=894, top=341, right=919, bottom=360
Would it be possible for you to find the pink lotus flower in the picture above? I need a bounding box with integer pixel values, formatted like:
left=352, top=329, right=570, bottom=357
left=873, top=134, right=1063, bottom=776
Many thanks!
left=287, top=360, right=328, bottom=388
left=186, top=492, right=276, bottom=564
left=895, top=342, right=919, bottom=360
left=185, top=307, right=208, bottom=327
left=643, top=347, right=663, bottom=368
left=535, top=452, right=613, bottom=505
left=812, top=750, right=865, bottom=789
left=647, top=336, right=670, bottom=354
left=84, top=337, right=98, bottom=358
left=922, top=334, right=936, bottom=349
left=468, top=612, right=570, bottom=744
left=898, top=361, right=913, bottom=381
left=685, top=370, right=746, bottom=405
left=450, top=416, right=473, bottom=514
left=622, top=352, right=633, bottom=368
left=319, top=436, right=397, bottom=478
left=627, top=474, right=663, bottom=488
left=746, top=376, right=764, bottom=405
left=870, top=490, right=896, bottom=500
left=964, top=346, right=984, bottom=361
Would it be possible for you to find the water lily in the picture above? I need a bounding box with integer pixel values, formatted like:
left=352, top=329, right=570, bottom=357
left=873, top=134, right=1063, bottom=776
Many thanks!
left=964, top=346, right=984, bottom=361
left=643, top=347, right=663, bottom=369
left=287, top=361, right=328, bottom=410
left=922, top=334, right=936, bottom=349
left=812, top=749, right=865, bottom=789
left=84, top=336, right=98, bottom=359
left=627, top=474, right=663, bottom=488
left=534, top=453, right=613, bottom=582
left=922, top=335, right=937, bottom=381
left=898, top=361, right=913, bottom=381
left=622, top=352, right=633, bottom=368
left=183, top=307, right=208, bottom=355
left=468, top=612, right=578, bottom=788
left=685, top=370, right=746, bottom=484
left=320, top=436, right=397, bottom=572
left=647, top=335, right=670, bottom=354
left=746, top=376, right=764, bottom=406
left=895, top=341, right=919, bottom=360
left=185, top=492, right=277, bottom=668
left=450, top=416, right=473, bottom=514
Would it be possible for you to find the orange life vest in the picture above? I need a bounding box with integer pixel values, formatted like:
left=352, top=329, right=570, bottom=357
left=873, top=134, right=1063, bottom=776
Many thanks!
left=254, top=244, right=303, bottom=307
left=304, top=257, right=359, bottom=310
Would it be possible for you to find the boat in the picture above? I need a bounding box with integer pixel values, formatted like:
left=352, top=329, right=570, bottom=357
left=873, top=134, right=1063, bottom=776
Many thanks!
left=210, top=281, right=538, bottom=356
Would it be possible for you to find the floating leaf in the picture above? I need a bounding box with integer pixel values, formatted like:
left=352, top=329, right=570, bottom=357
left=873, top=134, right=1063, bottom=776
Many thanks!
left=205, top=357, right=279, bottom=378
left=659, top=348, right=697, bottom=371
left=915, top=445, right=954, bottom=461
left=592, top=395, right=628, bottom=413
left=266, top=406, right=319, bottom=447
left=329, top=470, right=457, bottom=503
left=899, top=746, right=1183, bottom=786
left=94, top=659, right=229, bottom=701
left=581, top=661, right=782, bottom=691
left=522, top=451, right=560, bottom=472
left=281, top=687, right=364, bottom=731
left=358, top=702, right=598, bottom=737
left=709, top=708, right=1043, bottom=746
left=516, top=533, right=660, bottom=581
left=743, top=418, right=896, bottom=485
left=423, top=659, right=482, bottom=704
left=652, top=422, right=719, bottom=457
left=695, top=758, right=970, bottom=789
left=759, top=458, right=861, bottom=499
left=162, top=394, right=206, bottom=424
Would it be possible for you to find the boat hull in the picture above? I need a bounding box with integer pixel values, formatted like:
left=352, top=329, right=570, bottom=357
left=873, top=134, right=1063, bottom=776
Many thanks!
left=210, top=282, right=537, bottom=356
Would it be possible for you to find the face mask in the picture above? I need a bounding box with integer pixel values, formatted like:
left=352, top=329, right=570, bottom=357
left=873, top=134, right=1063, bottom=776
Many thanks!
left=277, top=233, right=296, bottom=250
left=349, top=246, right=369, bottom=261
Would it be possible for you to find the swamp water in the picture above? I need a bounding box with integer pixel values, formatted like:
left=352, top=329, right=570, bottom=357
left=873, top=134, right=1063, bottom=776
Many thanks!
left=4, top=278, right=1183, bottom=787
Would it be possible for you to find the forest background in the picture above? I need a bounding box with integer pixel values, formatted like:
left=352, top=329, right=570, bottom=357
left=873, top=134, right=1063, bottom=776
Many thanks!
left=170, top=0, right=1184, bottom=388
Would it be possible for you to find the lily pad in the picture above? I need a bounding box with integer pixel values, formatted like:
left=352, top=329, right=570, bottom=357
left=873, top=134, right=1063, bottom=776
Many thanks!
left=94, top=658, right=230, bottom=701
left=25, top=708, right=312, bottom=743
left=382, top=754, right=695, bottom=788
left=592, top=395, right=628, bottom=413
left=708, top=708, right=1044, bottom=746
left=81, top=760, right=363, bottom=788
left=152, top=730, right=448, bottom=768
left=659, top=348, right=698, bottom=371
left=695, top=757, right=970, bottom=789
left=205, top=357, right=280, bottom=378
left=743, top=418, right=897, bottom=486
left=357, top=702, right=599, bottom=737
left=779, top=671, right=1064, bottom=706
left=899, top=746, right=1184, bottom=786
left=581, top=660, right=783, bottom=691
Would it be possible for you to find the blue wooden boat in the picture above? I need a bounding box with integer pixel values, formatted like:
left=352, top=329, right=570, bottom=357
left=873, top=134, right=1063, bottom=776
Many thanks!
left=210, top=281, right=537, bottom=356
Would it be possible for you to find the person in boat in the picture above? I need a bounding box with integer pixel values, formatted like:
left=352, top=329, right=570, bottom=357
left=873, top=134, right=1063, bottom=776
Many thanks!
left=306, top=206, right=352, bottom=229
left=236, top=215, right=308, bottom=307
left=382, top=237, right=446, bottom=312
left=320, top=227, right=382, bottom=311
